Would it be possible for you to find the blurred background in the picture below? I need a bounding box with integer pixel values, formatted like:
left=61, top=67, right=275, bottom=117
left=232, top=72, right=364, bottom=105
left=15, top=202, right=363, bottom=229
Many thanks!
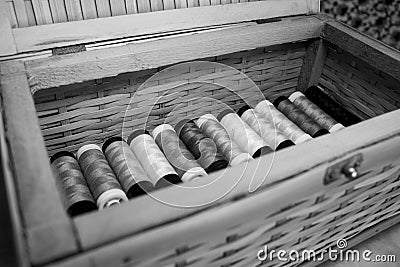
left=322, top=0, right=400, bottom=50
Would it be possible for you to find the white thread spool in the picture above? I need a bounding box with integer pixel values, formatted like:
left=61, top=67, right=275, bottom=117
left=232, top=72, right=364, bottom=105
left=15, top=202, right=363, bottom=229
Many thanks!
left=255, top=100, right=312, bottom=144
left=217, top=110, right=272, bottom=158
left=196, top=114, right=253, bottom=166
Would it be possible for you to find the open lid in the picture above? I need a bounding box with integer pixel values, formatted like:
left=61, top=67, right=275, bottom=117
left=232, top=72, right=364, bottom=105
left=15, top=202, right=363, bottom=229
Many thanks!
left=0, top=0, right=320, bottom=57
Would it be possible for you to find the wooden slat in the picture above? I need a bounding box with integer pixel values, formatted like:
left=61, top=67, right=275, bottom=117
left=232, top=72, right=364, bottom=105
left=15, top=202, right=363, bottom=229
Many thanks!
left=149, top=0, right=163, bottom=11
left=320, top=14, right=400, bottom=82
left=297, top=38, right=327, bottom=91
left=49, top=109, right=400, bottom=263
left=95, top=0, right=111, bottom=17
left=174, top=0, right=187, bottom=8
left=125, top=0, right=138, bottom=13
left=6, top=1, right=18, bottom=28
left=187, top=0, right=198, bottom=7
left=109, top=0, right=126, bottom=15
left=65, top=0, right=83, bottom=21
left=0, top=0, right=17, bottom=56
left=13, top=0, right=30, bottom=27
left=0, top=61, right=78, bottom=265
left=25, top=16, right=323, bottom=91
left=81, top=0, right=98, bottom=19
left=14, top=0, right=321, bottom=53
left=137, top=0, right=151, bottom=12
left=199, top=0, right=210, bottom=6
left=31, top=0, right=53, bottom=24
left=48, top=0, right=68, bottom=22
left=24, top=0, right=37, bottom=26
left=162, top=0, right=174, bottom=10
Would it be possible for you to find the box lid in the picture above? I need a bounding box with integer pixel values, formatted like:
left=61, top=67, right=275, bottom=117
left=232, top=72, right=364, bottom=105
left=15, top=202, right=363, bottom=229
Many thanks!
left=0, top=0, right=320, bottom=57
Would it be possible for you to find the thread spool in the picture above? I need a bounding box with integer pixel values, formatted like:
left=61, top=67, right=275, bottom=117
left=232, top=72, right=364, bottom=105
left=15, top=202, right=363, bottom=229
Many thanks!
left=102, top=137, right=154, bottom=199
left=255, top=100, right=312, bottom=144
left=196, top=114, right=253, bottom=166
left=50, top=151, right=97, bottom=217
left=127, top=130, right=181, bottom=189
left=274, top=96, right=330, bottom=138
left=217, top=110, right=273, bottom=158
left=77, top=144, right=128, bottom=210
left=305, top=86, right=362, bottom=126
left=152, top=124, right=207, bottom=182
left=237, top=105, right=295, bottom=151
left=289, top=91, right=345, bottom=133
left=175, top=119, right=229, bottom=173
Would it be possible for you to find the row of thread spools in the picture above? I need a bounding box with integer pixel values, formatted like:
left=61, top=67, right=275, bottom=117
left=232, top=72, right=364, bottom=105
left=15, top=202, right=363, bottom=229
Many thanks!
left=51, top=86, right=361, bottom=217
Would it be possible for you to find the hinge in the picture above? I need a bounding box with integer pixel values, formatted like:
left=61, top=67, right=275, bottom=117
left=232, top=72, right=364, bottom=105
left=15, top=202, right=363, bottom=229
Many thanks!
left=324, top=153, right=363, bottom=185
left=52, top=45, right=86, bottom=56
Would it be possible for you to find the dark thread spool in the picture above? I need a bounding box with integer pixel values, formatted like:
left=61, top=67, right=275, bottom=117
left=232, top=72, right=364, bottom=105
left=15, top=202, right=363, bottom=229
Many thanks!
left=274, top=96, right=330, bottom=138
left=196, top=114, right=253, bottom=166
left=50, top=151, right=97, bottom=217
left=127, top=130, right=181, bottom=189
left=255, top=100, right=312, bottom=144
left=217, top=110, right=273, bottom=158
left=237, top=105, right=295, bottom=151
left=305, top=86, right=362, bottom=127
left=175, top=119, right=229, bottom=173
left=152, top=124, right=207, bottom=182
left=289, top=91, right=345, bottom=133
left=102, top=137, right=154, bottom=199
left=77, top=144, right=128, bottom=210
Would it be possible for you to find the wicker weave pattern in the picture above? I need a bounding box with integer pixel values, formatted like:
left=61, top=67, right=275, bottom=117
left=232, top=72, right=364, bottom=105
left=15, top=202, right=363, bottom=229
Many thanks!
left=35, top=43, right=306, bottom=156
left=119, top=163, right=400, bottom=266
left=319, top=43, right=400, bottom=120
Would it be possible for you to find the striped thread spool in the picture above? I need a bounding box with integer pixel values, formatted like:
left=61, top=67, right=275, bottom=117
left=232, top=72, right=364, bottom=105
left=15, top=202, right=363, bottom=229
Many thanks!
left=50, top=151, right=97, bottom=217
left=237, top=105, right=295, bottom=151
left=175, top=119, right=229, bottom=173
left=152, top=124, right=207, bottom=183
left=273, top=96, right=330, bottom=138
left=102, top=137, right=154, bottom=199
left=217, top=109, right=273, bottom=158
left=289, top=91, right=345, bottom=133
left=196, top=114, right=253, bottom=166
left=127, top=130, right=180, bottom=189
left=77, top=144, right=128, bottom=210
left=255, top=100, right=312, bottom=144
left=305, top=86, right=362, bottom=127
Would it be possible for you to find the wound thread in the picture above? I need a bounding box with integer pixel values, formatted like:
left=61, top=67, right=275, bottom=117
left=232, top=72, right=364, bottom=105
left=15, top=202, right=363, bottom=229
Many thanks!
left=237, top=105, right=295, bottom=151
left=102, top=137, right=154, bottom=199
left=196, top=114, right=253, bottom=166
left=77, top=144, right=128, bottom=210
left=289, top=91, right=345, bottom=133
left=152, top=124, right=207, bottom=182
left=305, top=86, right=362, bottom=126
left=50, top=151, right=97, bottom=217
left=255, top=100, right=313, bottom=145
left=175, top=119, right=229, bottom=173
left=217, top=109, right=273, bottom=158
left=127, top=130, right=181, bottom=189
left=273, top=96, right=330, bottom=138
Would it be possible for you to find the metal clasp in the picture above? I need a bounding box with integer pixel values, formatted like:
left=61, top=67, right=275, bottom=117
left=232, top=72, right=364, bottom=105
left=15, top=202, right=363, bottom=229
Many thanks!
left=324, top=154, right=363, bottom=185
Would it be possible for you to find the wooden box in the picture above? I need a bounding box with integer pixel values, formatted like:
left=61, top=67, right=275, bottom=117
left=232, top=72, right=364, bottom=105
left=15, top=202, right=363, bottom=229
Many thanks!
left=1, top=0, right=400, bottom=266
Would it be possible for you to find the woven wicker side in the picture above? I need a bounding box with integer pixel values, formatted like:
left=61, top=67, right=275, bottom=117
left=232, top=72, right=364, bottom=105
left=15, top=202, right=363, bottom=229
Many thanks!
left=34, top=43, right=306, bottom=156
left=319, top=42, right=400, bottom=120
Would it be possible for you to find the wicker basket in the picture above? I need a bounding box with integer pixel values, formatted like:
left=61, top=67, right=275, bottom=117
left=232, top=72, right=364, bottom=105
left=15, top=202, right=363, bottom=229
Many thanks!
left=1, top=0, right=400, bottom=266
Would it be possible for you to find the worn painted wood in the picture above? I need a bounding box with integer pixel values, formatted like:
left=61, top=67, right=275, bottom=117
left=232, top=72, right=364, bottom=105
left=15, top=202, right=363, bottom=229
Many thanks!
left=48, top=0, right=68, bottom=23
left=0, top=61, right=78, bottom=265
left=25, top=16, right=323, bottom=91
left=297, top=38, right=328, bottom=91
left=71, top=109, right=400, bottom=251
left=95, top=0, right=112, bottom=17
left=0, top=0, right=17, bottom=56
left=109, top=0, right=127, bottom=15
left=13, top=0, right=321, bottom=53
left=125, top=0, right=138, bottom=13
left=12, top=0, right=29, bottom=27
left=320, top=14, right=400, bottom=82
left=24, top=0, right=37, bottom=26
left=80, top=0, right=97, bottom=20
left=65, top=0, right=83, bottom=21
left=31, top=0, right=53, bottom=24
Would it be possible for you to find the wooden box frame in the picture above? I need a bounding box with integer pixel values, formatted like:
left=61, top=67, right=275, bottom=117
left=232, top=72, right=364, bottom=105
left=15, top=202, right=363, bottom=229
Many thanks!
left=1, top=1, right=400, bottom=266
